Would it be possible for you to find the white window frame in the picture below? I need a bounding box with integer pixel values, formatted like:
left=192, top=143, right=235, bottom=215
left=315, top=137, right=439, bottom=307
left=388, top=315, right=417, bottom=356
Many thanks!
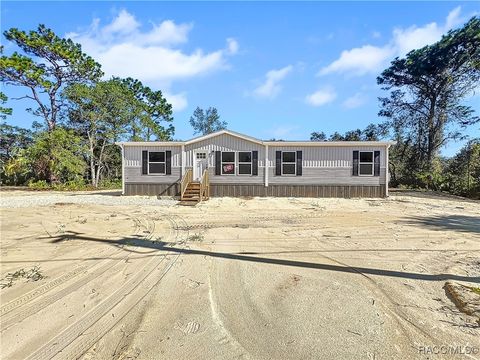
left=148, top=150, right=166, bottom=175
left=238, top=151, right=253, bottom=176
left=358, top=151, right=374, bottom=176
left=281, top=151, right=297, bottom=176
left=221, top=151, right=236, bottom=175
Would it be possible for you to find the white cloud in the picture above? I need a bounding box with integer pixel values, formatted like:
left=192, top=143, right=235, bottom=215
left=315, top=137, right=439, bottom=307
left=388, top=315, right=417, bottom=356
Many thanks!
left=164, top=91, right=188, bottom=112
left=342, top=92, right=368, bottom=109
left=318, top=7, right=466, bottom=77
left=226, top=38, right=239, bottom=55
left=305, top=87, right=337, bottom=107
left=318, top=45, right=394, bottom=76
left=66, top=9, right=238, bottom=111
left=372, top=31, right=381, bottom=39
left=253, top=65, right=293, bottom=99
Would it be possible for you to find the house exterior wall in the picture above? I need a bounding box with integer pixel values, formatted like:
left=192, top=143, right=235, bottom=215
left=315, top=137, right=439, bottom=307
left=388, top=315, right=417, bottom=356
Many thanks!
left=267, top=145, right=386, bottom=185
left=121, top=132, right=390, bottom=198
left=123, top=145, right=182, bottom=184
left=185, top=133, right=265, bottom=184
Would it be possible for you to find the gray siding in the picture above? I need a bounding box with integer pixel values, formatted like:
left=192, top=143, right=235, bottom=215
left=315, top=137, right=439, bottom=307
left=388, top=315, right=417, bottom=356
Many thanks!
left=124, top=145, right=182, bottom=167
left=122, top=135, right=388, bottom=187
left=124, top=145, right=182, bottom=184
left=267, top=145, right=386, bottom=185
left=185, top=133, right=265, bottom=185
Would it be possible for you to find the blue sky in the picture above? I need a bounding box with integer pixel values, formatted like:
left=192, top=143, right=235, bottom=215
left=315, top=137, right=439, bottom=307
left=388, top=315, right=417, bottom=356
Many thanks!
left=1, top=1, right=479, bottom=155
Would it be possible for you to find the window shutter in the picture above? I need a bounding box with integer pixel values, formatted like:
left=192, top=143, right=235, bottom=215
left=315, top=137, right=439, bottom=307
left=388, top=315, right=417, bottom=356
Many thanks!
left=142, top=150, right=148, bottom=175
left=252, top=151, right=258, bottom=176
left=296, top=151, right=302, bottom=176
left=352, top=151, right=359, bottom=176
left=374, top=150, right=380, bottom=176
left=275, top=151, right=282, bottom=176
left=166, top=150, right=172, bottom=175
left=215, top=151, right=221, bottom=175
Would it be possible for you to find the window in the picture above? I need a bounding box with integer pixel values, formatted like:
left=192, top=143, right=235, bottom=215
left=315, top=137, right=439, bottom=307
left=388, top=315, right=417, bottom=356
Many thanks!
left=359, top=151, right=373, bottom=176
left=221, top=151, right=235, bottom=175
left=238, top=151, right=252, bottom=175
left=196, top=152, right=206, bottom=159
left=282, top=151, right=296, bottom=175
left=148, top=151, right=165, bottom=174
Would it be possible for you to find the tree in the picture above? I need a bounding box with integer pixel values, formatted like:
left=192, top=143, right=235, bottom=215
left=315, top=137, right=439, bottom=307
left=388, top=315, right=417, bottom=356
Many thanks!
left=310, top=131, right=326, bottom=141
left=0, top=123, right=33, bottom=163
left=310, top=123, right=388, bottom=142
left=0, top=91, right=12, bottom=119
left=123, top=78, right=174, bottom=141
left=0, top=25, right=103, bottom=131
left=189, top=107, right=227, bottom=135
left=445, top=140, right=480, bottom=198
left=5, top=128, right=86, bottom=184
left=65, top=79, right=139, bottom=187
left=378, top=17, right=480, bottom=173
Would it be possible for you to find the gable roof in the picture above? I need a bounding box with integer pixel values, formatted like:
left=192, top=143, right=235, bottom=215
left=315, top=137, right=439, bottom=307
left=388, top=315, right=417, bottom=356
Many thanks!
left=185, top=129, right=264, bottom=145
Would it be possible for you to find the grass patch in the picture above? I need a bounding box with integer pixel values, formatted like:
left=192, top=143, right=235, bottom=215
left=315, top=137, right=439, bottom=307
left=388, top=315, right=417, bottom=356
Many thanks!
left=0, top=266, right=45, bottom=289
left=471, top=287, right=480, bottom=295
left=188, top=233, right=204, bottom=242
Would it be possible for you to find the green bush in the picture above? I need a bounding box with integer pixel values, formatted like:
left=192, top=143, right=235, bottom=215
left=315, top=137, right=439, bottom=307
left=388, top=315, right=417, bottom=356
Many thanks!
left=27, top=180, right=49, bottom=190
left=98, top=178, right=122, bottom=189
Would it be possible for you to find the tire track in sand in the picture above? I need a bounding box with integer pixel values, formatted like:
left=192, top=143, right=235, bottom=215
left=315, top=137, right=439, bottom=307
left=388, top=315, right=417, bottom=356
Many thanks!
left=21, top=213, right=189, bottom=360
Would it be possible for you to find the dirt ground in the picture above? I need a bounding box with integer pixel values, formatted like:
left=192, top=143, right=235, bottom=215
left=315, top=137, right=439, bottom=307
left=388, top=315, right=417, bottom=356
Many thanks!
left=1, top=190, right=479, bottom=359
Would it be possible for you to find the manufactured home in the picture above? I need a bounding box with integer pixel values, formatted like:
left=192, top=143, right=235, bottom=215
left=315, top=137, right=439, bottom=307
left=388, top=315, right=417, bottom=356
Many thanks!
left=117, top=130, right=395, bottom=200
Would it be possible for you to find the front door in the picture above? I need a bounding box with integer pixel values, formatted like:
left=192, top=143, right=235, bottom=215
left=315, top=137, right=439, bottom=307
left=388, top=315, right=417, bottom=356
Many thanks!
left=193, top=151, right=208, bottom=181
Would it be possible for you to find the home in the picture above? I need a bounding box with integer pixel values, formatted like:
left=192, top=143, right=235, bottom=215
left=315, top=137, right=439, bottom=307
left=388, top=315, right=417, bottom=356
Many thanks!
left=116, top=129, right=395, bottom=200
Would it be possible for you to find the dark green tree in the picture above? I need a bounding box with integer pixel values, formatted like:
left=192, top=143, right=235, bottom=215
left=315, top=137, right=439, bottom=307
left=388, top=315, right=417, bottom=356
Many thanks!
left=0, top=91, right=12, bottom=119
left=189, top=106, right=226, bottom=135
left=0, top=25, right=103, bottom=131
left=123, top=78, right=174, bottom=141
left=65, top=79, right=139, bottom=187
left=378, top=17, right=480, bottom=173
left=310, top=131, right=326, bottom=141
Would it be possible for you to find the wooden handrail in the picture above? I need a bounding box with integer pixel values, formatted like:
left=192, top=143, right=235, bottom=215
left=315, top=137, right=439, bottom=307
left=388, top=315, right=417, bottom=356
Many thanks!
left=200, top=169, right=209, bottom=201
left=180, top=169, right=192, bottom=199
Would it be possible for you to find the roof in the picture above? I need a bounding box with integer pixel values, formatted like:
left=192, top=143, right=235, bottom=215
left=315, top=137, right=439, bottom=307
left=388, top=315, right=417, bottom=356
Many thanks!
left=116, top=129, right=396, bottom=147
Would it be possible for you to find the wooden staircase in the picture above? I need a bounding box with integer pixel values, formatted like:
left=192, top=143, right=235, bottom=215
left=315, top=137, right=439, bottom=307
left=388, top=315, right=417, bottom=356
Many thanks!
left=180, top=169, right=209, bottom=205
left=182, top=182, right=201, bottom=203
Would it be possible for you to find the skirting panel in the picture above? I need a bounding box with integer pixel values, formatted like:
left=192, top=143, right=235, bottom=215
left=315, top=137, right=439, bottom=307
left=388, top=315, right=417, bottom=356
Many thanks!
left=210, top=184, right=386, bottom=198
left=124, top=182, right=386, bottom=198
left=125, top=182, right=179, bottom=196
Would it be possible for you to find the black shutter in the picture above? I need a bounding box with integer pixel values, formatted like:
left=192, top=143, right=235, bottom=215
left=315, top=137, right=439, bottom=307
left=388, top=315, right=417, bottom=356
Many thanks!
left=165, top=150, right=172, bottom=175
left=275, top=151, right=282, bottom=176
left=142, top=150, right=148, bottom=175
left=252, top=151, right=258, bottom=176
left=374, top=151, right=380, bottom=176
left=215, top=151, right=221, bottom=175
left=296, top=151, right=302, bottom=176
left=352, top=151, right=359, bottom=176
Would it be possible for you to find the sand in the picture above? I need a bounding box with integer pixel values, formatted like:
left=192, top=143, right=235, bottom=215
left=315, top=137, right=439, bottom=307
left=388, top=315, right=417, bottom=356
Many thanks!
left=1, top=190, right=479, bottom=359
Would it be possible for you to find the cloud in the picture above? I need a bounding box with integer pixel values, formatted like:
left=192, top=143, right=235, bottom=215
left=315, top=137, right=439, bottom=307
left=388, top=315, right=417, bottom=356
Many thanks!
left=66, top=9, right=238, bottom=106
left=305, top=87, right=337, bottom=107
left=318, top=45, right=393, bottom=76
left=226, top=38, right=239, bottom=55
left=342, top=92, right=368, bottom=109
left=253, top=65, right=293, bottom=99
left=318, top=7, right=466, bottom=77
left=164, top=91, right=188, bottom=112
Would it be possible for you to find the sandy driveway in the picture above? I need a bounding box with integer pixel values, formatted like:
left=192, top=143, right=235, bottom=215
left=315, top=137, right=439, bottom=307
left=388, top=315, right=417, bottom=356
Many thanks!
left=1, top=190, right=479, bottom=359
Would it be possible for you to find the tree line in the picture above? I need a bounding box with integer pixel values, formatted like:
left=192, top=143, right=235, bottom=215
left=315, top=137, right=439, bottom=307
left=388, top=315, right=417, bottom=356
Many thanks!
left=1, top=19, right=479, bottom=198
left=310, top=18, right=480, bottom=198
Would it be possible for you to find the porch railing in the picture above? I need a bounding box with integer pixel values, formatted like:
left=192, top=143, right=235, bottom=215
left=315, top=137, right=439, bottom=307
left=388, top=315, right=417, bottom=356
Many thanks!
left=180, top=169, right=192, bottom=200
left=199, top=169, right=210, bottom=201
